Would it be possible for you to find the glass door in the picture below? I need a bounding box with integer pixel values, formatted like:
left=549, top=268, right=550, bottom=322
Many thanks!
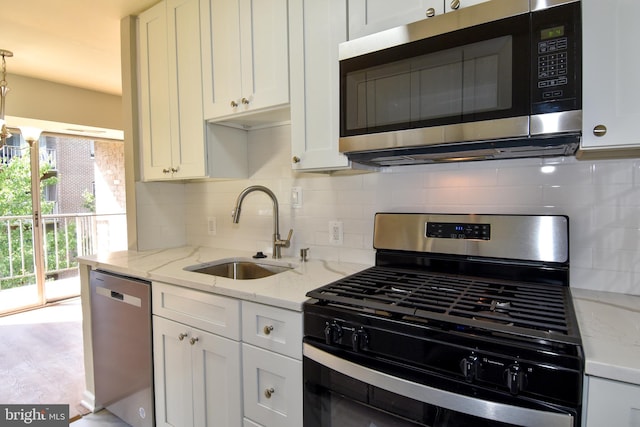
left=0, top=130, right=46, bottom=313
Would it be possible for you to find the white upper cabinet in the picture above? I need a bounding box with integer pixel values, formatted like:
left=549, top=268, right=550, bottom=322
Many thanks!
left=348, top=0, right=443, bottom=40
left=580, top=0, right=640, bottom=153
left=201, top=0, right=290, bottom=123
left=289, top=0, right=352, bottom=171
left=444, top=0, right=490, bottom=13
left=138, top=0, right=207, bottom=181
left=138, top=0, right=248, bottom=181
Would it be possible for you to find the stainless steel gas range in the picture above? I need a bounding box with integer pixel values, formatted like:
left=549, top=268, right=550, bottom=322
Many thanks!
left=303, top=213, right=583, bottom=427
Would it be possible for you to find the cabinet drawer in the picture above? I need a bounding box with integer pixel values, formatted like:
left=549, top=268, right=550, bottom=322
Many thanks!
left=241, top=301, right=302, bottom=359
left=152, top=282, right=240, bottom=340
left=243, top=344, right=302, bottom=427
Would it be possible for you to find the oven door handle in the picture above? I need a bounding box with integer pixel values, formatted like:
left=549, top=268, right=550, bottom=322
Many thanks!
left=303, top=343, right=574, bottom=427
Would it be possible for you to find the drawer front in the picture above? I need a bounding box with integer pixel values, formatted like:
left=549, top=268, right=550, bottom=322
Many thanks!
left=243, top=344, right=302, bottom=427
left=152, top=282, right=240, bottom=339
left=242, top=301, right=302, bottom=359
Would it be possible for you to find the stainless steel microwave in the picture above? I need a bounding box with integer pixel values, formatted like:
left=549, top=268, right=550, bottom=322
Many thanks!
left=338, top=0, right=582, bottom=166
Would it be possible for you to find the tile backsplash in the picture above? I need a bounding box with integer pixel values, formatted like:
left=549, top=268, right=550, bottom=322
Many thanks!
left=136, top=124, right=640, bottom=295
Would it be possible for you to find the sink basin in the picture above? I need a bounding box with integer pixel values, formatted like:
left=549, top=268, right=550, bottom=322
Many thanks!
left=184, top=258, right=293, bottom=280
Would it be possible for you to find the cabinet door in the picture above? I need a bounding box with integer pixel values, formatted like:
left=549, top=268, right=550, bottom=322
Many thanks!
left=585, top=376, right=640, bottom=426
left=289, top=0, right=351, bottom=171
left=201, top=0, right=242, bottom=119
left=238, top=0, right=290, bottom=112
left=153, top=316, right=194, bottom=427
left=444, top=0, right=490, bottom=13
left=347, top=0, right=443, bottom=40
left=581, top=0, right=640, bottom=151
left=138, top=2, right=173, bottom=181
left=167, top=0, right=207, bottom=179
left=243, top=344, right=303, bottom=427
left=191, top=328, right=242, bottom=427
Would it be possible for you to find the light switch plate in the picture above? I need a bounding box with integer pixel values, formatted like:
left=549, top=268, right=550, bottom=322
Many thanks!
left=291, top=186, right=303, bottom=208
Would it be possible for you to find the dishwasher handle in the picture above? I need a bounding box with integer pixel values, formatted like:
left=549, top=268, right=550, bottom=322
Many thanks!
left=95, top=285, right=142, bottom=307
left=110, top=290, right=124, bottom=301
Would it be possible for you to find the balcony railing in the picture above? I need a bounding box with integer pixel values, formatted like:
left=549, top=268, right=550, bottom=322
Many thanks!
left=1, top=144, right=57, bottom=168
left=0, top=213, right=126, bottom=289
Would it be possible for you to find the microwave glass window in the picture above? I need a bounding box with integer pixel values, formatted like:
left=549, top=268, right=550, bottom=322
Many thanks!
left=344, top=36, right=513, bottom=132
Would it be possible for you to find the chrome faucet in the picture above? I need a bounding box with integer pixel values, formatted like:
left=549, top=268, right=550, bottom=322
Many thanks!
left=232, top=185, right=293, bottom=259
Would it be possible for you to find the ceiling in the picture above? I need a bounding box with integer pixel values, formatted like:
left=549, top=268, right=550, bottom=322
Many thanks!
left=0, top=0, right=160, bottom=96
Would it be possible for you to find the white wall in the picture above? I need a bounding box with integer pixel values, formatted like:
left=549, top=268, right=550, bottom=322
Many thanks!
left=136, top=124, right=640, bottom=295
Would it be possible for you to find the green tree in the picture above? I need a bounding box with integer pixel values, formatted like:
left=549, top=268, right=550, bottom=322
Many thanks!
left=0, top=148, right=60, bottom=289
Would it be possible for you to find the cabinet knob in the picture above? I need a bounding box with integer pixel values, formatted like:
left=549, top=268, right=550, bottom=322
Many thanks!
left=241, top=97, right=250, bottom=105
left=171, top=167, right=179, bottom=173
left=263, top=325, right=274, bottom=335
left=450, top=0, right=460, bottom=10
left=178, top=333, right=188, bottom=341
left=162, top=168, right=171, bottom=174
left=190, top=337, right=199, bottom=345
left=593, top=124, right=607, bottom=137
left=292, top=156, right=301, bottom=164
left=426, top=7, right=436, bottom=17
left=264, top=387, right=275, bottom=399
left=231, top=100, right=239, bottom=108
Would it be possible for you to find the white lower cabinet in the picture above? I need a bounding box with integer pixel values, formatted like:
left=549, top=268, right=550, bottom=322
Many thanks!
left=584, top=376, right=640, bottom=427
left=242, top=301, right=303, bottom=427
left=242, top=343, right=303, bottom=427
left=152, top=282, right=303, bottom=427
left=152, top=283, right=242, bottom=427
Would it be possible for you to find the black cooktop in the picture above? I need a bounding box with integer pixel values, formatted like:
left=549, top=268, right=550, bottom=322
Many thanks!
left=306, top=265, right=582, bottom=346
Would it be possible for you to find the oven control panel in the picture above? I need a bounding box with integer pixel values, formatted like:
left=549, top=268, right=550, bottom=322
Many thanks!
left=426, top=222, right=491, bottom=240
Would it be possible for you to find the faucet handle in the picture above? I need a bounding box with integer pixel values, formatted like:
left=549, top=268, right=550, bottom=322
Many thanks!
left=276, top=229, right=293, bottom=249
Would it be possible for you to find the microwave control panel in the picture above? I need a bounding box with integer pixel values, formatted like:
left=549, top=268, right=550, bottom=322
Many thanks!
left=531, top=2, right=581, bottom=114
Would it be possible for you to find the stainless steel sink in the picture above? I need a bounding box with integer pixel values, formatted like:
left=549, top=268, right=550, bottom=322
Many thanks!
left=184, top=258, right=293, bottom=280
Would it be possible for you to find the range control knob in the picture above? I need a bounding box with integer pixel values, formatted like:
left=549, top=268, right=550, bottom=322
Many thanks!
left=505, top=363, right=527, bottom=395
left=351, top=327, right=369, bottom=352
left=460, top=354, right=478, bottom=382
left=324, top=321, right=343, bottom=345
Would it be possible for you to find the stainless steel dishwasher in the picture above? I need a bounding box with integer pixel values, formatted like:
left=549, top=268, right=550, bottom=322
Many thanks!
left=90, top=269, right=153, bottom=427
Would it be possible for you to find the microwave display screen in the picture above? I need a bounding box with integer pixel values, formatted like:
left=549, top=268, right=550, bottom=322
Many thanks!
left=541, top=25, right=565, bottom=40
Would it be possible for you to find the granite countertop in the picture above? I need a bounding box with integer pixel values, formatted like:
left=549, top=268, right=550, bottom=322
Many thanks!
left=78, top=246, right=371, bottom=312
left=572, top=288, right=640, bottom=386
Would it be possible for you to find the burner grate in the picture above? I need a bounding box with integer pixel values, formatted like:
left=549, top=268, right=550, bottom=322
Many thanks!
left=307, top=266, right=580, bottom=344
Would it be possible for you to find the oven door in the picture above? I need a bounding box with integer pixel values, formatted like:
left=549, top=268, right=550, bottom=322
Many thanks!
left=303, top=343, right=575, bottom=427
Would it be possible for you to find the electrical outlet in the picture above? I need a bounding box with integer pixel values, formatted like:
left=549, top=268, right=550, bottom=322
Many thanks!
left=291, top=186, right=303, bottom=208
left=329, top=220, right=343, bottom=245
left=207, top=216, right=217, bottom=236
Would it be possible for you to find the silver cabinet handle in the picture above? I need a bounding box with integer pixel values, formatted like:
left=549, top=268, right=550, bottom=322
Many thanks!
left=171, top=167, right=179, bottom=173
left=178, top=333, right=188, bottom=341
left=190, top=337, right=199, bottom=345
left=263, top=325, right=274, bottom=335
left=231, top=100, right=239, bottom=108
left=264, top=387, right=275, bottom=398
left=162, top=168, right=171, bottom=174
left=593, top=124, right=607, bottom=137
left=450, top=0, right=460, bottom=10
left=426, top=7, right=436, bottom=17
left=292, top=156, right=301, bottom=164
left=241, top=97, right=250, bottom=105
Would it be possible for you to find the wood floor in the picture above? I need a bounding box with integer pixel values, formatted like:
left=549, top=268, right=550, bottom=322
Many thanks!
left=0, top=298, right=90, bottom=421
